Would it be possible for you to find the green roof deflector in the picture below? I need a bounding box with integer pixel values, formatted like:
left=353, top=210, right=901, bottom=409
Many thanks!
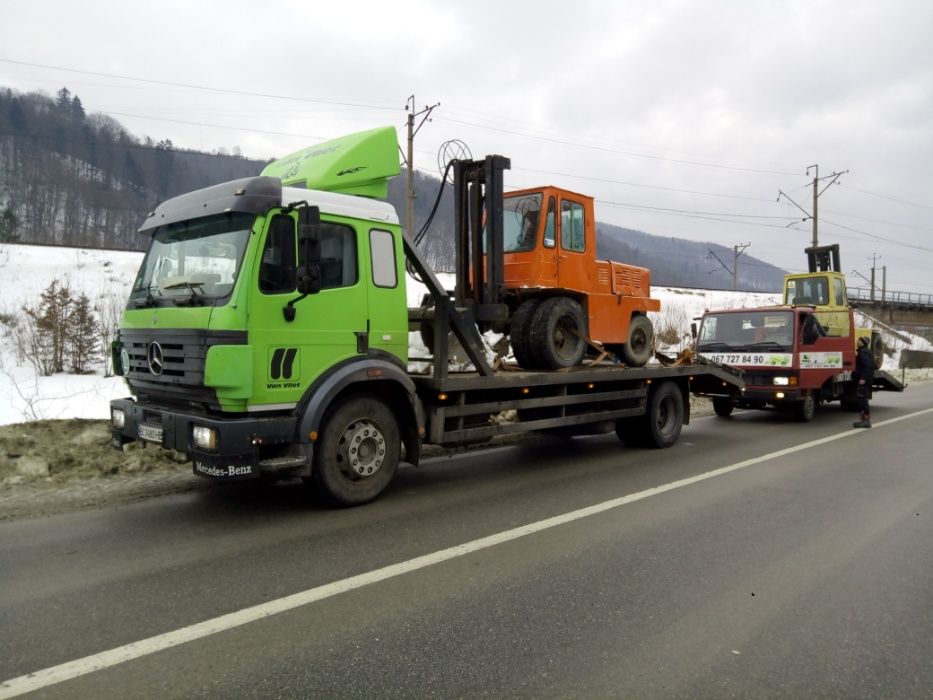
left=261, top=126, right=400, bottom=199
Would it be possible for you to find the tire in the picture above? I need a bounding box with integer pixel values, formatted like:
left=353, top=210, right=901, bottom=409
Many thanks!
left=617, top=381, right=684, bottom=448
left=312, top=397, right=400, bottom=506
left=713, top=397, right=734, bottom=417
left=794, top=392, right=816, bottom=423
left=614, top=416, right=644, bottom=446
left=621, top=315, right=653, bottom=367
left=870, top=333, right=884, bottom=369
left=509, top=298, right=541, bottom=369
left=528, top=296, right=587, bottom=369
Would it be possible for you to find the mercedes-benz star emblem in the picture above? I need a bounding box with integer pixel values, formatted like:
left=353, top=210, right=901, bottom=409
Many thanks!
left=147, top=342, right=164, bottom=376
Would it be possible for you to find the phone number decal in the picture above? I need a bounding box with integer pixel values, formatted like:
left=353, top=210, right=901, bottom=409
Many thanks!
left=702, top=353, right=793, bottom=367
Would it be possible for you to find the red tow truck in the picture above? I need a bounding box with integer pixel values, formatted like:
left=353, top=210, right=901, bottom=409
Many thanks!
left=694, top=246, right=905, bottom=421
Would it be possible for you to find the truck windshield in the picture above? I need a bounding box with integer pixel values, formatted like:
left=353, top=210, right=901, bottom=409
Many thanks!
left=502, top=193, right=542, bottom=252
left=697, top=310, right=795, bottom=352
left=130, top=212, right=254, bottom=305
left=785, top=275, right=829, bottom=306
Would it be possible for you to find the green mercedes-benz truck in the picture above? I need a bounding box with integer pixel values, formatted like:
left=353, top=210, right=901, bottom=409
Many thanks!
left=109, top=127, right=742, bottom=506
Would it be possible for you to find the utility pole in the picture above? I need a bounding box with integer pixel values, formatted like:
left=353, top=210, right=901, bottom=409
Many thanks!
left=882, top=265, right=887, bottom=310
left=869, top=253, right=880, bottom=303
left=732, top=242, right=750, bottom=291
left=707, top=243, right=749, bottom=291
left=777, top=165, right=848, bottom=247
left=403, top=95, right=439, bottom=238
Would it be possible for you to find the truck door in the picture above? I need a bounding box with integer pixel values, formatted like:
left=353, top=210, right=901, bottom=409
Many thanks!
left=249, top=214, right=367, bottom=408
left=557, top=194, right=591, bottom=294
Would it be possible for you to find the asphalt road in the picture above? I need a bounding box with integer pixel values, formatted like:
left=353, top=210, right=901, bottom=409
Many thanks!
left=2, top=385, right=932, bottom=698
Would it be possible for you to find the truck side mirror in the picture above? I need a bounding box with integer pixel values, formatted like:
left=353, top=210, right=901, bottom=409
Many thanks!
left=297, top=205, right=322, bottom=295
left=283, top=205, right=322, bottom=321
left=690, top=322, right=697, bottom=340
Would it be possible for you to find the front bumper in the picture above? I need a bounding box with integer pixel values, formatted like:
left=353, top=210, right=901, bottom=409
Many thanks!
left=738, top=387, right=804, bottom=405
left=110, top=398, right=301, bottom=480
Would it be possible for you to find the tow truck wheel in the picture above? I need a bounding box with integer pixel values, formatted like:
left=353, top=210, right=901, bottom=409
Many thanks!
left=313, top=397, right=400, bottom=506
left=713, top=397, right=734, bottom=417
left=621, top=315, right=653, bottom=367
left=794, top=392, right=816, bottom=423
left=528, top=296, right=587, bottom=369
left=509, top=298, right=541, bottom=369
left=870, top=333, right=884, bottom=370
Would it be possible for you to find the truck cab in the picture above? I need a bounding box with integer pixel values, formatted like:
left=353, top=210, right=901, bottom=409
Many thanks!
left=110, top=128, right=422, bottom=489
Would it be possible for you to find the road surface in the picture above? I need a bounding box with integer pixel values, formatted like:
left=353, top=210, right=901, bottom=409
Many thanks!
left=2, top=385, right=932, bottom=698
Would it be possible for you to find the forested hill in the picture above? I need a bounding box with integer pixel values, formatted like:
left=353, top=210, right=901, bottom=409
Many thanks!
left=0, top=86, right=785, bottom=290
left=0, top=87, right=266, bottom=249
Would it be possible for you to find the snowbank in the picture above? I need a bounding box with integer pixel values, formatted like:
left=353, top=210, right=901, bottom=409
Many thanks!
left=0, top=243, right=929, bottom=426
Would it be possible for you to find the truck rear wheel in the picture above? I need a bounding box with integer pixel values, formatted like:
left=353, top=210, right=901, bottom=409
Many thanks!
left=528, top=296, right=587, bottom=369
left=713, top=397, right=734, bottom=417
left=509, top=298, right=541, bottom=369
left=621, top=315, right=653, bottom=367
left=615, top=381, right=684, bottom=448
left=313, top=396, right=400, bottom=506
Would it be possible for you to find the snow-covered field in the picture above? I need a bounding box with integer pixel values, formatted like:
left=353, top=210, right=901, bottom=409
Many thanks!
left=1, top=243, right=930, bottom=426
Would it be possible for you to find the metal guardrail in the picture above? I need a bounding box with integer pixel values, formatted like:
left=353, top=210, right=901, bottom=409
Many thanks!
left=849, top=286, right=933, bottom=310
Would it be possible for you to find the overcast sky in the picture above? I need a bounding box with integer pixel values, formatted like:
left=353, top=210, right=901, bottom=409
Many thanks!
left=1, top=0, right=931, bottom=292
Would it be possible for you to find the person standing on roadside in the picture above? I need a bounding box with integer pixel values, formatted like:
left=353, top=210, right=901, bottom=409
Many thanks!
left=853, top=336, right=874, bottom=428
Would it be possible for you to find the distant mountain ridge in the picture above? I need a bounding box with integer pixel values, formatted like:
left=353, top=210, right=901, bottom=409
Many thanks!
left=0, top=85, right=784, bottom=291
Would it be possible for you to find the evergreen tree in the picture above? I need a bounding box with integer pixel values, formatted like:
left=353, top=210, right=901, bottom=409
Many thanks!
left=67, top=293, right=99, bottom=373
left=0, top=207, right=18, bottom=242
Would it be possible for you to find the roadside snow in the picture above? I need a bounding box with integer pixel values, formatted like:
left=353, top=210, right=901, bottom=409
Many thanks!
left=1, top=243, right=930, bottom=426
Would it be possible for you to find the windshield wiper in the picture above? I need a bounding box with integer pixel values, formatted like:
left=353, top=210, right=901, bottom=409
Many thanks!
left=745, top=341, right=788, bottom=350
left=162, top=281, right=206, bottom=306
left=131, top=283, right=160, bottom=308
left=697, top=342, right=732, bottom=351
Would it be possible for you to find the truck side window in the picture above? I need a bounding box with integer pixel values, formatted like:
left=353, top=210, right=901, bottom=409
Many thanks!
left=370, top=229, right=397, bottom=288
left=543, top=197, right=556, bottom=248
left=561, top=200, right=585, bottom=252
left=316, top=222, right=358, bottom=289
left=834, top=279, right=845, bottom=306
left=259, top=215, right=296, bottom=294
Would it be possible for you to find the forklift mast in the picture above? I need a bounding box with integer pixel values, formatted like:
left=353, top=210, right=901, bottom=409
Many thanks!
left=805, top=244, right=841, bottom=273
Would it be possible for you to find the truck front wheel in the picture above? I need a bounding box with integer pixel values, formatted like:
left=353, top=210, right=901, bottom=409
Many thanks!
left=794, top=392, right=816, bottom=423
left=313, top=396, right=401, bottom=506
left=509, top=298, right=541, bottom=369
left=528, top=296, right=587, bottom=369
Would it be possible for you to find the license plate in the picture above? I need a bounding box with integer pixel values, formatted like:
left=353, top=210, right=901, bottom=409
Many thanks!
left=137, top=423, right=163, bottom=443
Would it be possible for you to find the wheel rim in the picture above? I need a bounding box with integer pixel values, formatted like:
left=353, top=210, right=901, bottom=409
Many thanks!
left=337, top=419, right=387, bottom=479
left=631, top=327, right=648, bottom=354
left=553, top=316, right=581, bottom=361
left=656, top=395, right=675, bottom=436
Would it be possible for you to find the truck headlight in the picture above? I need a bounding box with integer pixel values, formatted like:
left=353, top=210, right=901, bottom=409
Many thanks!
left=192, top=425, right=219, bottom=451
left=773, top=376, right=790, bottom=386
left=111, top=408, right=125, bottom=429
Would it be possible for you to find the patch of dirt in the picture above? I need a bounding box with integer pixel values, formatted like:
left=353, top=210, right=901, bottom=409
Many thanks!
left=0, top=419, right=205, bottom=521
left=0, top=395, right=742, bottom=522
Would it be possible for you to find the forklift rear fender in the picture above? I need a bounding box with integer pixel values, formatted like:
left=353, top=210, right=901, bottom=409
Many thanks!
left=295, top=355, right=423, bottom=465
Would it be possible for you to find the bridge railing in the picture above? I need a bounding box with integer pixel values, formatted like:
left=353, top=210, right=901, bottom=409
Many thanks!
left=849, top=286, right=933, bottom=309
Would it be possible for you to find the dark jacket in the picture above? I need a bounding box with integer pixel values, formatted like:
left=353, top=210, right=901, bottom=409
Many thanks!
left=854, top=345, right=875, bottom=384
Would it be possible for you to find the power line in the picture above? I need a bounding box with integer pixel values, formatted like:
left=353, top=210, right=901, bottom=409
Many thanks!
left=510, top=166, right=775, bottom=203
left=0, top=57, right=398, bottom=112
left=435, top=116, right=800, bottom=177
left=840, top=183, right=933, bottom=211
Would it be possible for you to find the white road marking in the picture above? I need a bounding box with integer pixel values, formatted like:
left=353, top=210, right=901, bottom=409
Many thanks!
left=3, top=406, right=932, bottom=698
